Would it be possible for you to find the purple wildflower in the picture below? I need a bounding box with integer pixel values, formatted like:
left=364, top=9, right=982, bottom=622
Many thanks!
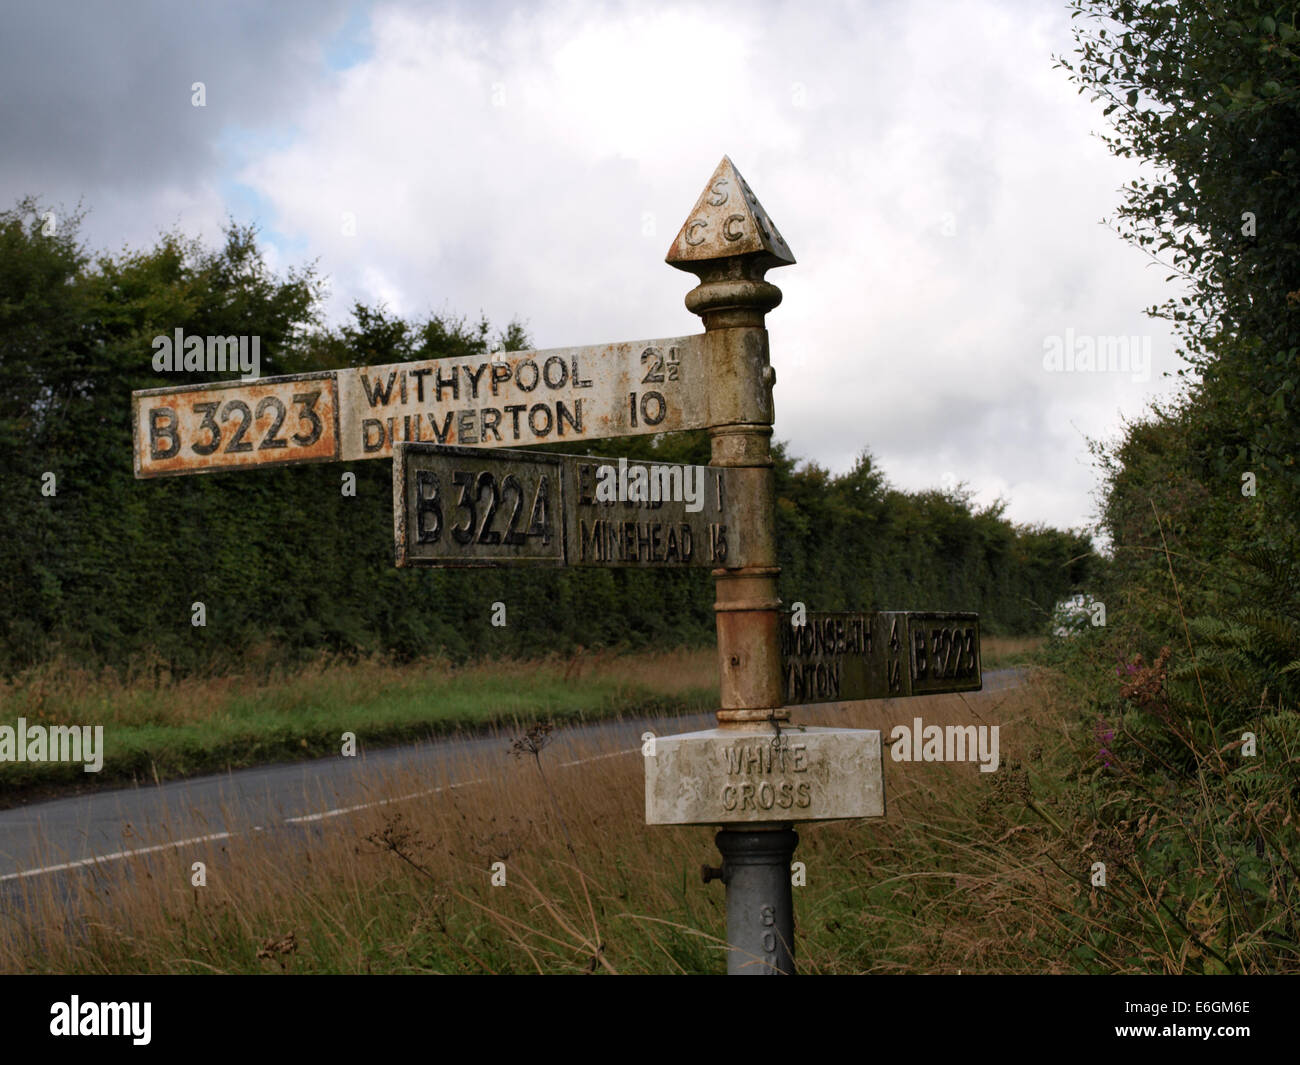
left=1094, top=717, right=1114, bottom=768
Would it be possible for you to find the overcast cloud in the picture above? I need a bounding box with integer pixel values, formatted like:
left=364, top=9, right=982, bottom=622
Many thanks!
left=0, top=0, right=1190, bottom=539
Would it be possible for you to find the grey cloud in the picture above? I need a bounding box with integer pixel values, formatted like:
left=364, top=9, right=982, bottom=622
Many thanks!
left=0, top=0, right=351, bottom=239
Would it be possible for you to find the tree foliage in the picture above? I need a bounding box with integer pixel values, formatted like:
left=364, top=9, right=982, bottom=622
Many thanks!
left=1039, top=3, right=1300, bottom=972
left=1057, top=1, right=1300, bottom=530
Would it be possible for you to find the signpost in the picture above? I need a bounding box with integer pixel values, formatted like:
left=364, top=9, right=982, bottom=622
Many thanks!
left=130, top=154, right=984, bottom=976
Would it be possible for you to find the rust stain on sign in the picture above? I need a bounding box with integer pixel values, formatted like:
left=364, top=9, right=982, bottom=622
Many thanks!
left=132, top=372, right=340, bottom=477
left=131, top=335, right=724, bottom=477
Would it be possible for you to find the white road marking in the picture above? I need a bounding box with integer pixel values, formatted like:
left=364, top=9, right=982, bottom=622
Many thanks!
left=283, top=776, right=488, bottom=824
left=557, top=747, right=638, bottom=767
left=0, top=830, right=232, bottom=883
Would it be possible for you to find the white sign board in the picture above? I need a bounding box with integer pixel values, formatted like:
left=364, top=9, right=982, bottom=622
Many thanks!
left=645, top=726, right=885, bottom=825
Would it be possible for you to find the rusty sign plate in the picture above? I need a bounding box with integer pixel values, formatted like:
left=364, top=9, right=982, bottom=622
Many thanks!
left=132, top=335, right=722, bottom=478
left=393, top=443, right=746, bottom=569
left=131, top=372, right=340, bottom=477
left=780, top=611, right=981, bottom=704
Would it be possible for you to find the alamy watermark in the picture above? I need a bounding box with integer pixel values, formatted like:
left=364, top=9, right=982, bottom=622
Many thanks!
left=1043, top=329, right=1150, bottom=383
left=593, top=456, right=706, bottom=512
left=50, top=997, right=150, bottom=1045
left=0, top=718, right=104, bottom=772
left=1053, top=593, right=1105, bottom=636
left=151, top=329, right=261, bottom=380
left=888, top=717, right=1000, bottom=772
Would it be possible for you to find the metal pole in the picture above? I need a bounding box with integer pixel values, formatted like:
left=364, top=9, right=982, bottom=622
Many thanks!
left=668, top=157, right=796, bottom=974
left=714, top=828, right=798, bottom=975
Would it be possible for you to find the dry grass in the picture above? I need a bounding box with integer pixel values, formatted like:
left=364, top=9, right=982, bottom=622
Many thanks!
left=980, top=635, right=1046, bottom=668
left=0, top=659, right=1101, bottom=975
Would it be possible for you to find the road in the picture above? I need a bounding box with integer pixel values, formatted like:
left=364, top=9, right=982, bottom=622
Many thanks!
left=0, top=668, right=1024, bottom=888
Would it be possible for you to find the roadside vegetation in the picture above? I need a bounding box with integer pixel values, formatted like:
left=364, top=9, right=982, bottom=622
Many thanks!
left=1, top=196, right=1087, bottom=685
left=0, top=648, right=716, bottom=803
left=1039, top=0, right=1300, bottom=973
left=0, top=667, right=1087, bottom=975
left=8, top=644, right=1285, bottom=975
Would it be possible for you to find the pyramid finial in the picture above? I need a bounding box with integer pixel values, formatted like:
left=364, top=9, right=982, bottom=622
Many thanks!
left=666, top=156, right=795, bottom=270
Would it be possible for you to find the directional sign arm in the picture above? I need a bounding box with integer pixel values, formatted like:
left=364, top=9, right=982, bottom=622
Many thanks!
left=781, top=611, right=982, bottom=704
left=132, top=335, right=730, bottom=478
left=393, top=443, right=751, bottom=569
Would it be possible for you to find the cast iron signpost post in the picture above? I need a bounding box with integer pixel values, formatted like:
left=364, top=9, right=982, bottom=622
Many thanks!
left=131, top=156, right=982, bottom=975
left=661, top=156, right=807, bottom=975
left=644, top=159, right=979, bottom=974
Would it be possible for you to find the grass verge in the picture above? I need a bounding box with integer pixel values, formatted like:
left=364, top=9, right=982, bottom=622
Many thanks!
left=0, top=648, right=717, bottom=805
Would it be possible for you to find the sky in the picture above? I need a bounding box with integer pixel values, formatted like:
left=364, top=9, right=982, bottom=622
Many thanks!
left=0, top=0, right=1191, bottom=541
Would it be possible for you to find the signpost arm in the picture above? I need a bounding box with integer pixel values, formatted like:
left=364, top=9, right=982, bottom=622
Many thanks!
left=668, top=156, right=797, bottom=974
